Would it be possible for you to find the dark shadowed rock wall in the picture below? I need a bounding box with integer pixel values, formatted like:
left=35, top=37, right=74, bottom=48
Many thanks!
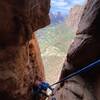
left=0, top=0, right=50, bottom=45
left=0, top=0, right=50, bottom=100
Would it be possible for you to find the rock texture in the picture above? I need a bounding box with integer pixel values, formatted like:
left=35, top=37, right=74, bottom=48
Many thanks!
left=0, top=0, right=50, bottom=44
left=0, top=0, right=50, bottom=100
left=48, top=0, right=100, bottom=100
left=66, top=5, right=84, bottom=32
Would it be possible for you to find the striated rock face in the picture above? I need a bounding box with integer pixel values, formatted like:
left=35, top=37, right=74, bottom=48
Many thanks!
left=48, top=0, right=100, bottom=100
left=66, top=5, right=84, bottom=32
left=0, top=0, right=50, bottom=100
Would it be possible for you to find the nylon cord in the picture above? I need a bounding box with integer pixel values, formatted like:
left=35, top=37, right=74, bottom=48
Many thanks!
left=50, top=59, right=100, bottom=87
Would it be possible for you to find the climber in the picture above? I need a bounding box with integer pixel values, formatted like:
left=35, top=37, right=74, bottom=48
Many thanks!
left=32, top=81, right=53, bottom=99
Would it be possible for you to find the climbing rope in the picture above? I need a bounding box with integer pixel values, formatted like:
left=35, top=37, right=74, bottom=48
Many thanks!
left=32, top=59, right=100, bottom=98
left=50, top=59, right=100, bottom=87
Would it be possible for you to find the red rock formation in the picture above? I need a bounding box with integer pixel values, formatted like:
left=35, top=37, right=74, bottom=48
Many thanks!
left=66, top=5, right=84, bottom=32
left=0, top=0, right=50, bottom=100
left=48, top=0, right=100, bottom=100
left=29, top=34, right=45, bottom=83
left=0, top=0, right=50, bottom=45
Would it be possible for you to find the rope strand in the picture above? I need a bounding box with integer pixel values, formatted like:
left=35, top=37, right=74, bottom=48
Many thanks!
left=32, top=59, right=100, bottom=98
left=50, top=59, right=100, bottom=87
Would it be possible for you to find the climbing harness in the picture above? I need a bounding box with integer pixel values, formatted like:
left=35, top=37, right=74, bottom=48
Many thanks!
left=32, top=59, right=100, bottom=99
left=32, top=82, right=54, bottom=97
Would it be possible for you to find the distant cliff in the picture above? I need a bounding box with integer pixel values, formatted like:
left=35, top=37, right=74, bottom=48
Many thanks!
left=66, top=5, right=84, bottom=32
left=49, top=12, right=65, bottom=25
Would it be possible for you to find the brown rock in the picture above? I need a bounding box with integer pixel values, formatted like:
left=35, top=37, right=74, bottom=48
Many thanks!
left=0, top=33, right=46, bottom=100
left=0, top=0, right=50, bottom=45
left=0, top=0, right=50, bottom=100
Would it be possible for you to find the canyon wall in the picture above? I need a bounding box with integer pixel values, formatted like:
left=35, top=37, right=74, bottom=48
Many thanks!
left=48, top=0, right=100, bottom=100
left=0, top=0, right=50, bottom=100
left=66, top=5, right=84, bottom=32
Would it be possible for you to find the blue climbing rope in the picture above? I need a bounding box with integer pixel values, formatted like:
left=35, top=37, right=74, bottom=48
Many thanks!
left=32, top=59, right=100, bottom=97
left=50, top=59, right=100, bottom=87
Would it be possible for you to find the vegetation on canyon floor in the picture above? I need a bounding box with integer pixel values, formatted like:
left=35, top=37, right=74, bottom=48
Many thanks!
left=36, top=22, right=75, bottom=84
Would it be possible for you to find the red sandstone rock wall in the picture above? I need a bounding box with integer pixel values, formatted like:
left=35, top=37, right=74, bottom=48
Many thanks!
left=0, top=0, right=50, bottom=100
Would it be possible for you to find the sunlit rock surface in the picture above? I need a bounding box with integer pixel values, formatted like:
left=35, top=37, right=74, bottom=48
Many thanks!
left=66, top=5, right=84, bottom=32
